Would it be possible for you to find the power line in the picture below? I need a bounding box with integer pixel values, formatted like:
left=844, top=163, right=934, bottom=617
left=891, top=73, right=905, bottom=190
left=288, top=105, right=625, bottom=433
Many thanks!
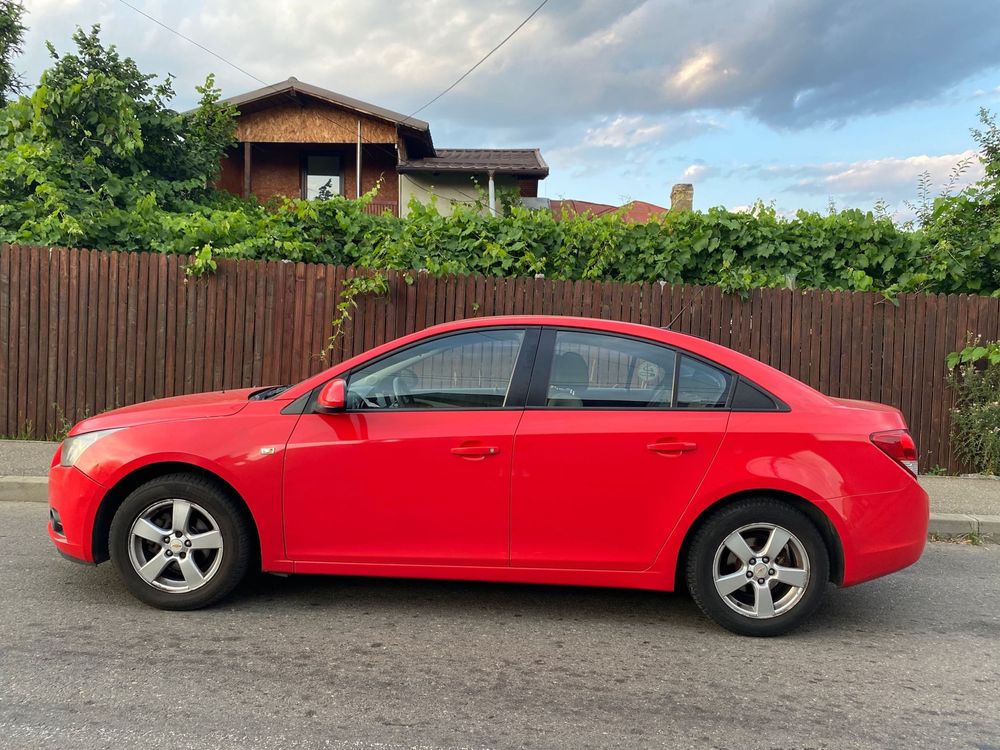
left=402, top=0, right=552, bottom=122
left=117, top=0, right=266, bottom=87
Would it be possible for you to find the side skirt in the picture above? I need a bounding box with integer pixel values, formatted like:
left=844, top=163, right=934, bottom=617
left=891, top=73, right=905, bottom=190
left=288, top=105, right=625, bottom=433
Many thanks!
left=287, top=560, right=675, bottom=592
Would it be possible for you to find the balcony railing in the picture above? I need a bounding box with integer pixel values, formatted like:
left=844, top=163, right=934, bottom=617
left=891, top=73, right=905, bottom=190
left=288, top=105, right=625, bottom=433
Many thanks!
left=363, top=201, right=399, bottom=217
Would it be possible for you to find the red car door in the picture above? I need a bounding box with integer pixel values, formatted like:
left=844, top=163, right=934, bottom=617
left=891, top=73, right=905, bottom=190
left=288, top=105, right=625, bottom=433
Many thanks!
left=511, top=329, right=730, bottom=571
left=283, top=327, right=536, bottom=566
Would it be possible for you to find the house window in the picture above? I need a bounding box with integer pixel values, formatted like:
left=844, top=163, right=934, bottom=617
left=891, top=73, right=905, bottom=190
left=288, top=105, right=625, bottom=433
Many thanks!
left=303, top=155, right=342, bottom=199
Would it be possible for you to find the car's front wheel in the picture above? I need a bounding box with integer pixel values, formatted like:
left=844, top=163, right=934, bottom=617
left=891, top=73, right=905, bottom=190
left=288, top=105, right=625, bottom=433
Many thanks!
left=686, top=498, right=829, bottom=636
left=109, top=473, right=252, bottom=610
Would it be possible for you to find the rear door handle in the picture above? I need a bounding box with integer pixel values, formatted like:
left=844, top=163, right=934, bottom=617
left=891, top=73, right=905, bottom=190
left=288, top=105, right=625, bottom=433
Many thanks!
left=451, top=445, right=500, bottom=457
left=647, top=441, right=697, bottom=454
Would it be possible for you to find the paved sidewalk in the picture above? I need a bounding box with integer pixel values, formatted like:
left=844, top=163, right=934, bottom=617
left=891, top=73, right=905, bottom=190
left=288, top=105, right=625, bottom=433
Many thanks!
left=0, top=439, right=56, bottom=476
left=2, top=439, right=997, bottom=539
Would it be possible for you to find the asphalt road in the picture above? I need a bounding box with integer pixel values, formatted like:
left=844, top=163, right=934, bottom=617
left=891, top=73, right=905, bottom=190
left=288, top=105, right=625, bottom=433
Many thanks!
left=1, top=501, right=998, bottom=750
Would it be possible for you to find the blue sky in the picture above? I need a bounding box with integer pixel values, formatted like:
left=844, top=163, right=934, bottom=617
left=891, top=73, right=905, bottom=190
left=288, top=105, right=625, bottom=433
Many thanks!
left=18, top=0, right=1000, bottom=217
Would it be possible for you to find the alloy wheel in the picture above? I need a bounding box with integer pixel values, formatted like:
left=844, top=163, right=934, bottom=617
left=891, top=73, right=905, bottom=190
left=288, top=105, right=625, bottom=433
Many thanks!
left=127, top=499, right=224, bottom=593
left=711, top=522, right=810, bottom=619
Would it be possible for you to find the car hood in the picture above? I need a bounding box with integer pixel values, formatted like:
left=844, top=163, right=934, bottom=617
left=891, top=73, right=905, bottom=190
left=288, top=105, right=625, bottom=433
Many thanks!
left=68, top=388, right=258, bottom=435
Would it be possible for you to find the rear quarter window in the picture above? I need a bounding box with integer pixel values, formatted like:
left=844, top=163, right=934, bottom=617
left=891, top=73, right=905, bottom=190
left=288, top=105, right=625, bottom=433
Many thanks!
left=731, top=378, right=780, bottom=411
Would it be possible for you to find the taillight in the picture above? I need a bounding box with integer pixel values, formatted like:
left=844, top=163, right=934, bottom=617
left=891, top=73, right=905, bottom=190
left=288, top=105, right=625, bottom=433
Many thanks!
left=870, top=429, right=918, bottom=476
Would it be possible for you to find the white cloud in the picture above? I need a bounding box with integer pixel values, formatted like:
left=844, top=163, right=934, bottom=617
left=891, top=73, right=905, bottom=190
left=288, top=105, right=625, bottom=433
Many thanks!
left=790, top=150, right=984, bottom=198
left=682, top=162, right=716, bottom=181
left=19, top=0, right=1000, bottom=131
left=583, top=115, right=666, bottom=148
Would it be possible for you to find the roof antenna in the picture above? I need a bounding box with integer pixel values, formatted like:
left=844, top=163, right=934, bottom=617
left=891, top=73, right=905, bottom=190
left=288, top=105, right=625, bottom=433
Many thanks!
left=663, top=287, right=707, bottom=330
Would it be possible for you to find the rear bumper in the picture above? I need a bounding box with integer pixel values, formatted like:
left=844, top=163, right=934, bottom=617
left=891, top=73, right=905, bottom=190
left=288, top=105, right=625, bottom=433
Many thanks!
left=836, top=480, right=929, bottom=587
left=48, top=464, right=105, bottom=563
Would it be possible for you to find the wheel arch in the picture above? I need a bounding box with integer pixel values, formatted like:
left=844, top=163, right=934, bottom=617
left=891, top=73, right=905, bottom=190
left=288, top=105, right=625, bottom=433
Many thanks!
left=673, top=489, right=845, bottom=591
left=91, top=461, right=261, bottom=567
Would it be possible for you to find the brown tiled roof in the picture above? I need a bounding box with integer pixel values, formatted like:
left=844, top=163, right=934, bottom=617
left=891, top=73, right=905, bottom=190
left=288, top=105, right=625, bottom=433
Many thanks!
left=399, top=148, right=549, bottom=177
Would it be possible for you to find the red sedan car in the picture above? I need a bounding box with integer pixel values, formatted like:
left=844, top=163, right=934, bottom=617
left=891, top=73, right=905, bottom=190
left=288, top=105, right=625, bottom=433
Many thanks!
left=48, top=316, right=928, bottom=636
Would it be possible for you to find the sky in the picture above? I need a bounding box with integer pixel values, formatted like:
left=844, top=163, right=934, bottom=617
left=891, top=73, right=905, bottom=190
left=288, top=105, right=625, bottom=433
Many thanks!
left=16, top=0, right=1000, bottom=217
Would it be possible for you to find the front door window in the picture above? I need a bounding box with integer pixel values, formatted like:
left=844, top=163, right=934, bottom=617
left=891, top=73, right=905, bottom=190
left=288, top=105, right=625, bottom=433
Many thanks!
left=347, top=329, right=526, bottom=410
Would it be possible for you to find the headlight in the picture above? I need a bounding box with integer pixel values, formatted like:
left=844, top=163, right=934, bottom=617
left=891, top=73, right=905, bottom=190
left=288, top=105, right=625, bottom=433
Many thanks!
left=60, top=428, right=123, bottom=468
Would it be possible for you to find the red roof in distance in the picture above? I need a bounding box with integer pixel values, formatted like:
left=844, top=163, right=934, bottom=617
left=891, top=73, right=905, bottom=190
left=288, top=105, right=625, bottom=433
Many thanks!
left=550, top=199, right=670, bottom=223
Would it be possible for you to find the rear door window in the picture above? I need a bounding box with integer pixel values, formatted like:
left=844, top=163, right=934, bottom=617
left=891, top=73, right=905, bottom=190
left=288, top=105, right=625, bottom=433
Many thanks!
left=544, top=330, right=676, bottom=408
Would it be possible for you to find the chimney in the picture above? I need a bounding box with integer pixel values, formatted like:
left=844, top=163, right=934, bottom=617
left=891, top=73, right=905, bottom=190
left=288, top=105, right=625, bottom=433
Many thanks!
left=670, top=183, right=693, bottom=212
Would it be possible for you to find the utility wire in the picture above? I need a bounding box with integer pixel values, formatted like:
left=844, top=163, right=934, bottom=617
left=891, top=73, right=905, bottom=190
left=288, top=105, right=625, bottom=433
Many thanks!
left=401, top=0, right=551, bottom=123
left=117, top=0, right=266, bottom=86
left=114, top=0, right=491, bottom=206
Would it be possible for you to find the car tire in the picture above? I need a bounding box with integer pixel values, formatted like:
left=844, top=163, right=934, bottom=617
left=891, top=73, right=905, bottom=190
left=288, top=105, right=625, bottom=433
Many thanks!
left=686, top=498, right=829, bottom=637
left=109, top=473, right=252, bottom=610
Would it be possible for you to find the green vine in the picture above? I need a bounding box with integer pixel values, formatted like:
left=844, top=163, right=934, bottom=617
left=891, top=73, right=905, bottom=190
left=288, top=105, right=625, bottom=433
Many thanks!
left=318, top=271, right=390, bottom=362
left=184, top=243, right=218, bottom=277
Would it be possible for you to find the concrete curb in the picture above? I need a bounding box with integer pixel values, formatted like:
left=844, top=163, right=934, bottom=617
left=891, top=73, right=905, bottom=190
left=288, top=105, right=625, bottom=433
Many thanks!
left=0, top=476, right=47, bottom=503
left=929, top=512, right=1000, bottom=541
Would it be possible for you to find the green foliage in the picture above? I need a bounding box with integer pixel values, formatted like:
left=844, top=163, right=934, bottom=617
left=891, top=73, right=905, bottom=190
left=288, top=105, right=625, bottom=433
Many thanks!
left=918, top=108, right=1000, bottom=296
left=0, top=25, right=236, bottom=249
left=0, top=0, right=25, bottom=106
left=947, top=346, right=1000, bottom=475
left=946, top=339, right=1000, bottom=369
left=320, top=271, right=391, bottom=362
left=147, top=195, right=986, bottom=297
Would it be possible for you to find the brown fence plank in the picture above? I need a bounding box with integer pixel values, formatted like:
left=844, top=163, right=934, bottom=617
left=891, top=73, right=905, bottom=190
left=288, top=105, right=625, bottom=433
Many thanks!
left=10, top=247, right=23, bottom=433
left=0, top=246, right=9, bottom=434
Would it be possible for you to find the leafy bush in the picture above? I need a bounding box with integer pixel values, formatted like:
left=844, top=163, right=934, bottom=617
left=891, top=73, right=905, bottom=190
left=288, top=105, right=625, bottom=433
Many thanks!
left=179, top=195, right=948, bottom=296
left=948, top=340, right=1000, bottom=475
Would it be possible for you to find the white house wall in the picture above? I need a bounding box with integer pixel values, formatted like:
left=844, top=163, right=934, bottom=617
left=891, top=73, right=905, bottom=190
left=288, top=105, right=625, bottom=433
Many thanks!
left=400, top=173, right=520, bottom=217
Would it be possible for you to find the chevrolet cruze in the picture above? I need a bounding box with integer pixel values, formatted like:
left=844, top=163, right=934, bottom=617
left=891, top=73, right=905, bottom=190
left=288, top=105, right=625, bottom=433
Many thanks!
left=48, top=316, right=928, bottom=635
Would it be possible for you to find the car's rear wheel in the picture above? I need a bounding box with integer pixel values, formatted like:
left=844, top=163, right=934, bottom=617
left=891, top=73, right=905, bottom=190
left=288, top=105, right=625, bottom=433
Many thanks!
left=686, top=498, right=829, bottom=636
left=109, top=474, right=251, bottom=610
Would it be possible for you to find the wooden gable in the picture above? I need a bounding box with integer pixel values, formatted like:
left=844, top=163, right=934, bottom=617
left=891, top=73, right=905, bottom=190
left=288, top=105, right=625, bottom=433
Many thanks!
left=235, top=100, right=399, bottom=144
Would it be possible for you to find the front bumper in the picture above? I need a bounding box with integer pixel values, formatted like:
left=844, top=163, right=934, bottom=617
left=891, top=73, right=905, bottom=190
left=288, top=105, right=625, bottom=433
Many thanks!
left=48, top=464, right=105, bottom=563
left=836, top=479, right=930, bottom=587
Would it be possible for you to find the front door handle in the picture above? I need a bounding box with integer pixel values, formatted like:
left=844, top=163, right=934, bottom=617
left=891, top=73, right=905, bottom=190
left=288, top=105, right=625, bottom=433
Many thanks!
left=647, top=441, right=697, bottom=454
left=451, top=445, right=500, bottom=457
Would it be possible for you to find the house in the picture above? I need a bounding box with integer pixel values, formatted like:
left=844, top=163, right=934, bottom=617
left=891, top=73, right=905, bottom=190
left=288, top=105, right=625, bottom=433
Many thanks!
left=210, top=78, right=549, bottom=216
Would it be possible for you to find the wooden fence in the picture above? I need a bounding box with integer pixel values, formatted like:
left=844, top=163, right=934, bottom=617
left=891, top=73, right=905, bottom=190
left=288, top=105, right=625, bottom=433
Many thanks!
left=2, top=243, right=999, bottom=471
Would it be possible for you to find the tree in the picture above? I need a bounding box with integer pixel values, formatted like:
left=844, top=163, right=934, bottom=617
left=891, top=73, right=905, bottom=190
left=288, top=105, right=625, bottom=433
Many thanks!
left=0, top=0, right=26, bottom=106
left=0, top=25, right=237, bottom=248
left=921, top=108, right=1000, bottom=295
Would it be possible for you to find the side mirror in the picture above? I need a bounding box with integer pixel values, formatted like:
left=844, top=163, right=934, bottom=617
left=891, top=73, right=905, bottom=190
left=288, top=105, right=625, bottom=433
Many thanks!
left=316, top=379, right=347, bottom=413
